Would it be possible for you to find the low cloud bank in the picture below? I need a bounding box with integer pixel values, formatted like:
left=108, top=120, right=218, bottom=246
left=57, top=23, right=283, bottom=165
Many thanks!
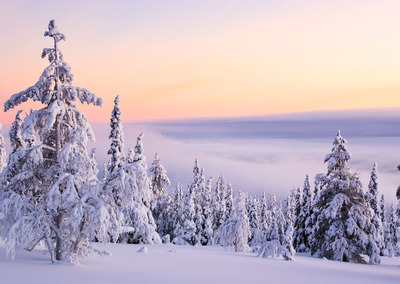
left=91, top=110, right=400, bottom=204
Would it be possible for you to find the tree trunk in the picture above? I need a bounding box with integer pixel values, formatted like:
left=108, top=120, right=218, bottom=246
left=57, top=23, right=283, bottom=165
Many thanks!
left=55, top=212, right=63, bottom=261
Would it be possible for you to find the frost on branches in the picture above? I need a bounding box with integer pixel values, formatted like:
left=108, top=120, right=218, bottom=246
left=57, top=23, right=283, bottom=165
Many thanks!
left=0, top=20, right=118, bottom=263
left=310, top=131, right=380, bottom=264
left=220, top=191, right=251, bottom=252
left=118, top=134, right=161, bottom=244
left=106, top=95, right=125, bottom=177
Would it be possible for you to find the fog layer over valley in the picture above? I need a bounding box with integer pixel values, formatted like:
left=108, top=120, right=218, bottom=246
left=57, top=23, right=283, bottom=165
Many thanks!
left=91, top=109, right=400, bottom=203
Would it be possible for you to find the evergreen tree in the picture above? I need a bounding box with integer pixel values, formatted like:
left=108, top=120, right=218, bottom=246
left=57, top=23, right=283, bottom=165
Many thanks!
left=9, top=110, right=24, bottom=155
left=365, top=163, right=384, bottom=253
left=379, top=194, right=386, bottom=224
left=149, top=153, right=171, bottom=237
left=220, top=191, right=251, bottom=252
left=0, top=124, right=6, bottom=173
left=0, top=20, right=118, bottom=262
left=200, top=176, right=214, bottom=245
left=172, top=183, right=184, bottom=242
left=259, top=191, right=269, bottom=244
left=120, top=133, right=161, bottom=244
left=106, top=95, right=125, bottom=177
left=387, top=203, right=399, bottom=256
left=294, top=174, right=312, bottom=252
left=282, top=196, right=296, bottom=261
left=225, top=181, right=234, bottom=220
left=248, top=196, right=262, bottom=247
left=265, top=191, right=279, bottom=242
left=149, top=153, right=171, bottom=196
left=178, top=184, right=197, bottom=245
left=212, top=175, right=227, bottom=244
left=310, top=131, right=380, bottom=264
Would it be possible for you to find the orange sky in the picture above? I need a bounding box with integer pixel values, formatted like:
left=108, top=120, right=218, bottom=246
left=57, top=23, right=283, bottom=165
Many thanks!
left=1, top=0, right=400, bottom=125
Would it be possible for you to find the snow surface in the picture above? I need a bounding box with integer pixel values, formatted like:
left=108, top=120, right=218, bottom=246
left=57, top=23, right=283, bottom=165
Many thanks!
left=1, top=241, right=399, bottom=284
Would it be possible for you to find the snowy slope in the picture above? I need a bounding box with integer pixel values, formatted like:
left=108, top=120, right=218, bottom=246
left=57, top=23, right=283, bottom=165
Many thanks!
left=1, top=241, right=399, bottom=284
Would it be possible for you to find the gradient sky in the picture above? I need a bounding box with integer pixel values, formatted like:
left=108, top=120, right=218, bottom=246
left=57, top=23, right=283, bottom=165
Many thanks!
left=1, top=0, right=400, bottom=125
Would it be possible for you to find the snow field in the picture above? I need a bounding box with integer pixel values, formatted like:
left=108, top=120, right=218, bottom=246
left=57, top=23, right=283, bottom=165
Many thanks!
left=1, top=241, right=399, bottom=284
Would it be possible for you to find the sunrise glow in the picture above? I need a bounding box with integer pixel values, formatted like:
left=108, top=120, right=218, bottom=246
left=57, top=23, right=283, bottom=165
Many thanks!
left=1, top=0, right=400, bottom=125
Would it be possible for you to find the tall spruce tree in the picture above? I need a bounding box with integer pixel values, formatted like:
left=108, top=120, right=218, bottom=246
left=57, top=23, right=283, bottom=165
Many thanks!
left=212, top=175, right=227, bottom=244
left=387, top=203, right=399, bottom=256
left=294, top=174, right=312, bottom=252
left=9, top=110, right=24, bottom=155
left=0, top=20, right=118, bottom=262
left=310, top=131, right=380, bottom=264
left=149, top=153, right=171, bottom=196
left=282, top=196, right=296, bottom=260
left=106, top=95, right=125, bottom=177
left=220, top=191, right=251, bottom=252
left=119, top=133, right=161, bottom=244
left=365, top=163, right=384, bottom=253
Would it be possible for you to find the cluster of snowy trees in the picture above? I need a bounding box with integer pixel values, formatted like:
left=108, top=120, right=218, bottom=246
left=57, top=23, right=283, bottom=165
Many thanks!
left=0, top=20, right=399, bottom=265
left=148, top=132, right=400, bottom=264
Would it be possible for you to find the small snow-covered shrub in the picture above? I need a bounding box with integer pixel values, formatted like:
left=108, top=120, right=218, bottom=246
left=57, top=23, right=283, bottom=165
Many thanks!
left=257, top=240, right=281, bottom=259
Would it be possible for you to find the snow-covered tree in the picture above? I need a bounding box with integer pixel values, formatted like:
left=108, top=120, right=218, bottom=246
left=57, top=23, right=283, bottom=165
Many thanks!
left=248, top=196, right=262, bottom=247
left=310, top=131, right=380, bottom=264
left=265, top=191, right=279, bottom=242
left=212, top=175, right=227, bottom=244
left=199, top=176, right=214, bottom=245
left=220, top=191, right=251, bottom=252
left=379, top=194, right=386, bottom=224
left=106, top=95, right=125, bottom=178
left=387, top=203, right=399, bottom=256
left=0, top=124, right=6, bottom=173
left=9, top=110, right=24, bottom=155
left=282, top=196, right=296, bottom=261
left=172, top=183, right=184, bottom=242
left=177, top=184, right=197, bottom=245
left=119, top=133, right=161, bottom=244
left=294, top=174, right=312, bottom=252
left=225, top=181, right=234, bottom=220
left=149, top=153, right=171, bottom=238
left=0, top=20, right=118, bottom=262
left=259, top=191, right=270, bottom=244
left=365, top=163, right=384, bottom=253
left=149, top=153, right=171, bottom=196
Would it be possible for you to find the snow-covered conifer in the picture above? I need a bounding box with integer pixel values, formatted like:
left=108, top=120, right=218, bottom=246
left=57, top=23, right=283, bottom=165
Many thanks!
left=9, top=110, right=24, bottom=155
left=365, top=163, right=384, bottom=253
left=310, top=131, right=380, bottom=264
left=265, top=191, right=279, bottom=242
left=200, top=176, right=214, bottom=245
left=106, top=95, right=125, bottom=176
left=172, top=183, right=184, bottom=242
left=178, top=184, right=198, bottom=245
left=225, top=181, right=234, bottom=220
left=387, top=203, right=399, bottom=256
left=0, top=20, right=118, bottom=262
left=119, top=133, right=161, bottom=244
left=294, top=174, right=312, bottom=252
left=0, top=124, right=6, bottom=173
left=149, top=153, right=171, bottom=234
left=212, top=175, right=227, bottom=244
left=282, top=197, right=296, bottom=261
left=379, top=194, right=386, bottom=224
left=248, top=196, right=262, bottom=247
left=149, top=153, right=171, bottom=196
left=220, top=191, right=251, bottom=252
left=259, top=191, right=269, bottom=244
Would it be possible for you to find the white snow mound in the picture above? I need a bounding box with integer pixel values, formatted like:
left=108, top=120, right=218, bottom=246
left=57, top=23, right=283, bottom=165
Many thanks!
left=137, top=246, right=148, bottom=253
